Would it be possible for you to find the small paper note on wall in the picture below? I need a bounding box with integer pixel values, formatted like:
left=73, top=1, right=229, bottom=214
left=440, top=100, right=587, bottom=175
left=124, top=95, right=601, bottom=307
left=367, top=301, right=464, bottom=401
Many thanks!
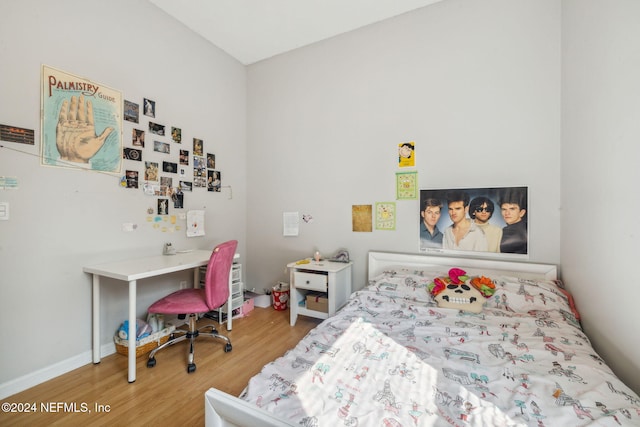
left=283, top=212, right=299, bottom=236
left=187, top=210, right=205, bottom=237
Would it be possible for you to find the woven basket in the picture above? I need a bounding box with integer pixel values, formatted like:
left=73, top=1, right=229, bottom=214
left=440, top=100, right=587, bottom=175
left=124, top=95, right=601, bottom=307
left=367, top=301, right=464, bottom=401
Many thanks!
left=114, top=325, right=175, bottom=358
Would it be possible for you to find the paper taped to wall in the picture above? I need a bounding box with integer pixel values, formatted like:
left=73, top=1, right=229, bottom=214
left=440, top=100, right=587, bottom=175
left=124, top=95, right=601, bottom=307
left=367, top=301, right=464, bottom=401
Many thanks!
left=283, top=212, right=299, bottom=236
left=187, top=210, right=205, bottom=237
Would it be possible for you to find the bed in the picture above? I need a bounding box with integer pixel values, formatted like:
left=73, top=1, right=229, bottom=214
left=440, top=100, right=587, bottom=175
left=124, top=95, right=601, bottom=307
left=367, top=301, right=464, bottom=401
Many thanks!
left=205, top=251, right=640, bottom=426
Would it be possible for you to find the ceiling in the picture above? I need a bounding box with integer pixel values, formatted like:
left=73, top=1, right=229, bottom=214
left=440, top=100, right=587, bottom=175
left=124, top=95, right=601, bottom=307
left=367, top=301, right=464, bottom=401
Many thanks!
left=148, top=0, right=443, bottom=65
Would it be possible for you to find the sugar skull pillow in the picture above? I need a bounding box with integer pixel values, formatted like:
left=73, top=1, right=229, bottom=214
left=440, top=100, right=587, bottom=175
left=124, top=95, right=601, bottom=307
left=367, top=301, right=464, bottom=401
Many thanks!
left=428, top=268, right=496, bottom=313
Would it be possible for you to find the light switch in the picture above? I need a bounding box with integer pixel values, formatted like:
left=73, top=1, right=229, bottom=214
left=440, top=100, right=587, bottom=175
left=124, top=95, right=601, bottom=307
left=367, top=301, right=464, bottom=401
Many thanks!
left=0, top=202, right=9, bottom=220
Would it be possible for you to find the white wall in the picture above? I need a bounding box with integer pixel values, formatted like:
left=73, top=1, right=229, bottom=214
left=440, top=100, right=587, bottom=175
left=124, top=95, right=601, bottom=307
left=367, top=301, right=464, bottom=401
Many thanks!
left=246, top=0, right=561, bottom=293
left=0, top=0, right=246, bottom=395
left=561, top=0, right=640, bottom=394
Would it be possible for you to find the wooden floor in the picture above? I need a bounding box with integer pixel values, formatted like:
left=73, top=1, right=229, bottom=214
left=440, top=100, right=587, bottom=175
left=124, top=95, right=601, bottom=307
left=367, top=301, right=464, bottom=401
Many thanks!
left=0, top=308, right=320, bottom=426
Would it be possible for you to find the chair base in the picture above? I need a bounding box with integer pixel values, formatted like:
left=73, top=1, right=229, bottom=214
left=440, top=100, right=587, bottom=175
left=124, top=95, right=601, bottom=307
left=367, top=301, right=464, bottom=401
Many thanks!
left=147, top=314, right=232, bottom=373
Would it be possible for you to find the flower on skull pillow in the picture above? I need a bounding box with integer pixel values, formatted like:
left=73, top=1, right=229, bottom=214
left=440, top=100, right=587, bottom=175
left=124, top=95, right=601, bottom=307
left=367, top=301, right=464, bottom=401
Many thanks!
left=428, top=268, right=495, bottom=313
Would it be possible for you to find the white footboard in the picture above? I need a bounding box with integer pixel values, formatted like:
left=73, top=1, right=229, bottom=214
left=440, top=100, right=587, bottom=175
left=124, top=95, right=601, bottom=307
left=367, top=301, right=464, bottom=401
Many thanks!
left=204, top=388, right=294, bottom=427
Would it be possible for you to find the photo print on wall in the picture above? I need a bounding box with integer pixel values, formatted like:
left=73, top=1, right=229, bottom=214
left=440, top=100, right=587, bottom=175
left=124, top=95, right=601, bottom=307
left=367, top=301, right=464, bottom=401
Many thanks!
left=171, top=126, right=182, bottom=143
left=207, top=170, right=221, bottom=192
left=132, top=129, right=145, bottom=147
left=179, top=149, right=189, bottom=165
left=124, top=100, right=139, bottom=123
left=123, top=147, right=142, bottom=161
left=149, top=122, right=165, bottom=136
left=143, top=98, right=155, bottom=118
left=193, top=138, right=203, bottom=156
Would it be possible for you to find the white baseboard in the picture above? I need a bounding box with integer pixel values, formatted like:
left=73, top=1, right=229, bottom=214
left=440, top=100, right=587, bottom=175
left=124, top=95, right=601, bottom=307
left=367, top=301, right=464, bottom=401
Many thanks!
left=0, top=343, right=116, bottom=400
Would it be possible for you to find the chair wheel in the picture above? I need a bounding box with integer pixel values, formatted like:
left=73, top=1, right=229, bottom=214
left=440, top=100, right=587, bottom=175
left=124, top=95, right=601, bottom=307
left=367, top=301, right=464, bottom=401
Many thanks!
left=187, top=363, right=196, bottom=373
left=147, top=358, right=156, bottom=368
left=224, top=343, right=232, bottom=352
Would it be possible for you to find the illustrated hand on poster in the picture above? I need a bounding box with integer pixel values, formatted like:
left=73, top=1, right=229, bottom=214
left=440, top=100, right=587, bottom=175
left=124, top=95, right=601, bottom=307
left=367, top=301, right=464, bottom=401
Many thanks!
left=56, top=94, right=114, bottom=163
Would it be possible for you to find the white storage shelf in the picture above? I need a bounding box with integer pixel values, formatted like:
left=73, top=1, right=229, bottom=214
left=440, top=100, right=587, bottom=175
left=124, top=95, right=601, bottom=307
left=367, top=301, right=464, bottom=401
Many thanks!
left=201, top=262, right=243, bottom=330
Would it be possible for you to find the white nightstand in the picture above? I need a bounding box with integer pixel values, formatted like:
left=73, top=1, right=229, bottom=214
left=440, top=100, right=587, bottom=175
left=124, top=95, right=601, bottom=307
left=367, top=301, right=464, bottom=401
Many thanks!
left=287, top=259, right=353, bottom=326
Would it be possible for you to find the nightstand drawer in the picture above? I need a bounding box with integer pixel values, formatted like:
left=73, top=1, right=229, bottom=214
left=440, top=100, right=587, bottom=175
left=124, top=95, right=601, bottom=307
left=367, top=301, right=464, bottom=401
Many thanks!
left=294, top=272, right=327, bottom=292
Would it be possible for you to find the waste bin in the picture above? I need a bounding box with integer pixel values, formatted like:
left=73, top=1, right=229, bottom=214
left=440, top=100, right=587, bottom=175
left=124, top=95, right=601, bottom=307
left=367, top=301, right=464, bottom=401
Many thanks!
left=272, top=282, right=290, bottom=311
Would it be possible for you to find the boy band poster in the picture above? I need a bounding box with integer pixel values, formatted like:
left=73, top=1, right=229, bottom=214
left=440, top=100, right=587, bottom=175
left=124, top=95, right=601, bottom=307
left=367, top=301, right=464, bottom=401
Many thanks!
left=419, top=186, right=528, bottom=256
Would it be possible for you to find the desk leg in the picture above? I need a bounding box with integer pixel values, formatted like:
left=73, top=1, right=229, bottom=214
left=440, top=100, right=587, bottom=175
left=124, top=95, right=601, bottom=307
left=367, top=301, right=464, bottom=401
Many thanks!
left=92, top=274, right=101, bottom=364
left=193, top=267, right=200, bottom=288
left=128, top=279, right=137, bottom=383
left=227, top=284, right=233, bottom=331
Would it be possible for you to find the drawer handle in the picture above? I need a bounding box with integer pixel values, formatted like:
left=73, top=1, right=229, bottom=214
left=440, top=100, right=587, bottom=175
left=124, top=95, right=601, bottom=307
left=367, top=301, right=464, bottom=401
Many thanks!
left=306, top=280, right=310, bottom=284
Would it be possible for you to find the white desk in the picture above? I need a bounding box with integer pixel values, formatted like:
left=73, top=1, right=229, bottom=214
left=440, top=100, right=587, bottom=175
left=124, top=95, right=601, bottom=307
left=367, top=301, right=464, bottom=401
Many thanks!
left=84, top=249, right=222, bottom=383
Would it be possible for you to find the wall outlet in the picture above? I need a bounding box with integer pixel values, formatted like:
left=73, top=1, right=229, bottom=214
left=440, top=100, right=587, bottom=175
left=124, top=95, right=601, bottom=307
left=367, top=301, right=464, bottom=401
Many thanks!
left=179, top=281, right=188, bottom=289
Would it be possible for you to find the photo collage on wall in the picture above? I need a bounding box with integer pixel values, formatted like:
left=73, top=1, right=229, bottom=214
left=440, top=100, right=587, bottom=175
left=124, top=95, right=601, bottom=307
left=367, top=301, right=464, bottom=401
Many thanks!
left=122, top=98, right=223, bottom=218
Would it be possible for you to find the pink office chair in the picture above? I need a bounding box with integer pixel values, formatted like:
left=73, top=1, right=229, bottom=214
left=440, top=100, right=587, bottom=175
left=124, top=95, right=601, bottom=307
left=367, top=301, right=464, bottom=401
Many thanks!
left=146, top=240, right=238, bottom=373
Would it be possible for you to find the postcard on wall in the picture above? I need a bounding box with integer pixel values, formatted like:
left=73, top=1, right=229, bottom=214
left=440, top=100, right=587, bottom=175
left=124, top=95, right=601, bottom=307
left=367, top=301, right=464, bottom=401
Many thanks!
left=123, top=100, right=139, bottom=123
left=396, top=171, right=417, bottom=200
left=132, top=129, right=145, bottom=147
left=41, top=65, right=122, bottom=173
left=125, top=170, right=138, bottom=188
left=352, top=205, right=372, bottom=232
left=173, top=189, right=184, bottom=209
left=145, top=161, right=158, bottom=181
left=171, top=126, right=182, bottom=143
left=419, top=186, right=528, bottom=256
left=149, top=122, right=165, bottom=136
left=0, top=124, right=35, bottom=145
left=179, top=150, right=189, bottom=165
left=123, top=147, right=142, bottom=161
left=208, top=170, right=221, bottom=192
left=375, top=202, right=396, bottom=230
left=398, top=141, right=415, bottom=167
left=163, top=161, right=177, bottom=173
left=158, top=198, right=169, bottom=215
left=154, top=140, right=170, bottom=154
left=193, top=138, right=203, bottom=156
left=143, top=98, right=155, bottom=118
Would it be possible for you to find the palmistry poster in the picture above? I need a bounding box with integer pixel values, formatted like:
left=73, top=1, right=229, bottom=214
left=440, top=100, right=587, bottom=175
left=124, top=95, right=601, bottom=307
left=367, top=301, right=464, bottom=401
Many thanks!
left=41, top=65, right=122, bottom=173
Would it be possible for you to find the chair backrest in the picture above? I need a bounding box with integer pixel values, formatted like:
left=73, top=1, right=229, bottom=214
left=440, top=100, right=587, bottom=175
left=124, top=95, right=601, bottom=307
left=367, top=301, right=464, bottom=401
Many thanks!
left=203, top=240, right=238, bottom=310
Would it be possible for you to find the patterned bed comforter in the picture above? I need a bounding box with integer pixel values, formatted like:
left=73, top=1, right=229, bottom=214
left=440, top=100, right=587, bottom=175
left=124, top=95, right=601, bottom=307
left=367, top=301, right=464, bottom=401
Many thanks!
left=241, top=267, right=640, bottom=426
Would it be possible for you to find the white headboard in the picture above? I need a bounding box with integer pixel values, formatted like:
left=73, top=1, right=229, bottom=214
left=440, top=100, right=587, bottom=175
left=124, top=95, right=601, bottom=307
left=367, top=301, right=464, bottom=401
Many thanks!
left=368, top=251, right=557, bottom=281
